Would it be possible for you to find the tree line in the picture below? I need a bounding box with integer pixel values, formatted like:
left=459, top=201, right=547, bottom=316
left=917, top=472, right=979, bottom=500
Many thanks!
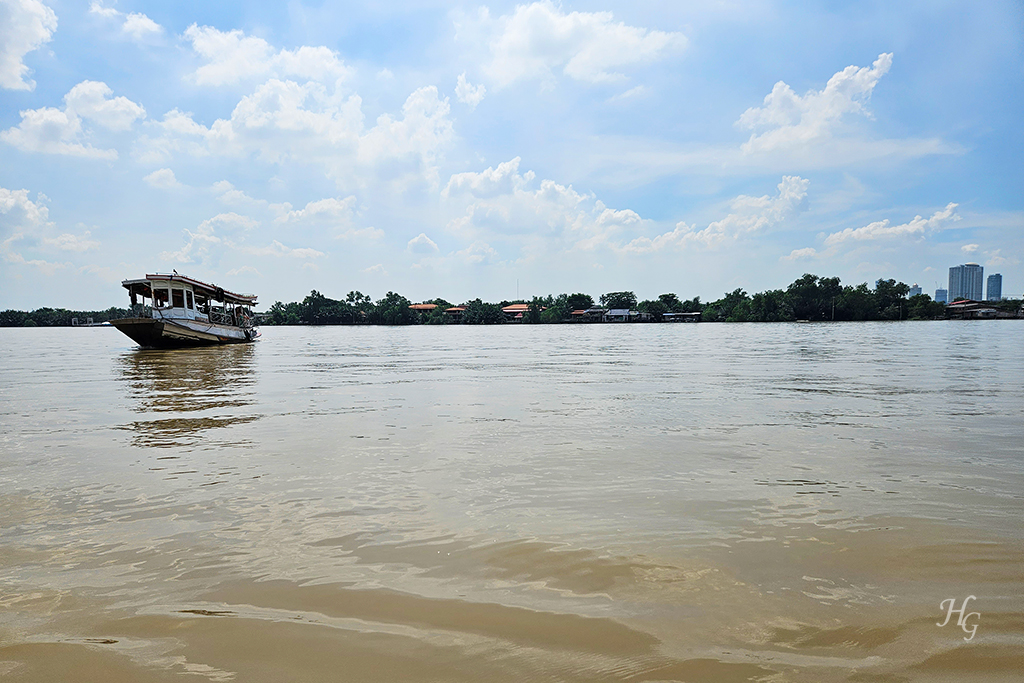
left=0, top=307, right=131, bottom=327
left=261, top=274, right=1012, bottom=326
left=2, top=274, right=1016, bottom=327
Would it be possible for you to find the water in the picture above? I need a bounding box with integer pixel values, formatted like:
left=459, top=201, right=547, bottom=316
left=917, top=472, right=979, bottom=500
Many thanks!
left=1, top=322, right=1022, bottom=681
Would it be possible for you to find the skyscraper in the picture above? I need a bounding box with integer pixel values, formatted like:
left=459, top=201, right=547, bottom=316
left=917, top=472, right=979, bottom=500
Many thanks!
left=949, top=263, right=984, bottom=301
left=987, top=273, right=1002, bottom=301
left=908, top=284, right=922, bottom=297
left=935, top=288, right=948, bottom=303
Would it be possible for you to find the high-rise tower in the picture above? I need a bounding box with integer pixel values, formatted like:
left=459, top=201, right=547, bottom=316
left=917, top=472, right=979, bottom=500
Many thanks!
left=987, top=273, right=1002, bottom=301
left=949, top=263, right=984, bottom=301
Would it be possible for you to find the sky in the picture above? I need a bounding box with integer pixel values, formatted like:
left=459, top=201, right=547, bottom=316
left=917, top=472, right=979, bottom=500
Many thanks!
left=1, top=0, right=1022, bottom=309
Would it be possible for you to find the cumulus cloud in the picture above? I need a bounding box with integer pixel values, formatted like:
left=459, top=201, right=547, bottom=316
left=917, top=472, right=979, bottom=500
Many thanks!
left=184, top=24, right=352, bottom=86
left=274, top=195, right=382, bottom=239
left=781, top=246, right=818, bottom=261
left=464, top=1, right=686, bottom=88
left=621, top=176, right=809, bottom=253
left=0, top=185, right=94, bottom=269
left=0, top=0, right=57, bottom=91
left=455, top=72, right=486, bottom=108
left=960, top=242, right=978, bottom=254
left=1, top=80, right=144, bottom=159
left=444, top=156, right=531, bottom=198
left=161, top=210, right=326, bottom=264
left=240, top=240, right=325, bottom=259
left=361, top=263, right=387, bottom=275
left=824, top=202, right=959, bottom=245
left=983, top=249, right=1017, bottom=268
left=0, top=185, right=50, bottom=233
left=141, top=82, right=453, bottom=190
left=143, top=168, right=181, bottom=189
left=42, top=231, right=99, bottom=251
left=739, top=53, right=892, bottom=153
left=453, top=240, right=499, bottom=265
left=64, top=80, right=146, bottom=130
left=407, top=232, right=439, bottom=253
left=90, top=3, right=162, bottom=41
left=442, top=157, right=652, bottom=261
left=277, top=196, right=356, bottom=223
left=226, top=265, right=261, bottom=277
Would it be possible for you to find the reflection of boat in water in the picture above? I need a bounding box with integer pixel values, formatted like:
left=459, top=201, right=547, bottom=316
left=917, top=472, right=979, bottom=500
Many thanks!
left=117, top=344, right=259, bottom=449
left=111, top=273, right=259, bottom=348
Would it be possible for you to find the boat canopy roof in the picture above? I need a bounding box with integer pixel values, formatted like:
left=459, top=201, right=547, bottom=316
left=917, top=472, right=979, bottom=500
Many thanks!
left=122, top=273, right=257, bottom=305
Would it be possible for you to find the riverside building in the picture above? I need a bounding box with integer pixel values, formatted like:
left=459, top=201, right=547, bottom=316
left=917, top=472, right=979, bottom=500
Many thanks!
left=987, top=273, right=1002, bottom=301
left=949, top=263, right=984, bottom=301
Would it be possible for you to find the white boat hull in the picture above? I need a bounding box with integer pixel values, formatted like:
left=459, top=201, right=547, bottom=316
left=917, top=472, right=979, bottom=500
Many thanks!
left=111, top=317, right=258, bottom=348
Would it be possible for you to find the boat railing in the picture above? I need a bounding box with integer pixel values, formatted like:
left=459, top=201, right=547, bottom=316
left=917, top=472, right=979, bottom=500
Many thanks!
left=209, top=308, right=234, bottom=325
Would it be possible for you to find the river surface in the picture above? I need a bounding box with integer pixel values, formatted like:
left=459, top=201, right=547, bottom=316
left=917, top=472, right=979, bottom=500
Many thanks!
left=1, top=322, right=1022, bottom=682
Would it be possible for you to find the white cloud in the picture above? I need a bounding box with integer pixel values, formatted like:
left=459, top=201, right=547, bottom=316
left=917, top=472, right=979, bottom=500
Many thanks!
left=361, top=263, right=387, bottom=275
left=739, top=53, right=893, bottom=153
left=444, top=156, right=531, bottom=198
left=42, top=231, right=99, bottom=251
left=87, top=2, right=117, bottom=18
left=607, top=85, right=648, bottom=102
left=64, top=80, right=146, bottom=131
left=0, top=0, right=57, bottom=91
left=443, top=158, right=649, bottom=259
left=621, top=176, right=809, bottom=253
left=1, top=80, right=144, bottom=159
left=241, top=240, right=325, bottom=259
left=161, top=210, right=325, bottom=264
left=90, top=3, right=163, bottom=41
left=226, top=265, right=262, bottom=277
left=407, top=232, right=439, bottom=253
left=824, top=203, right=959, bottom=245
left=961, top=242, right=978, bottom=254
left=469, top=1, right=686, bottom=88
left=453, top=240, right=499, bottom=265
left=274, top=195, right=382, bottom=239
left=0, top=186, right=94, bottom=268
left=198, top=212, right=258, bottom=233
left=276, top=196, right=355, bottom=223
left=0, top=186, right=50, bottom=232
left=142, top=82, right=453, bottom=190
left=143, top=168, right=181, bottom=189
left=983, top=249, right=1017, bottom=268
left=781, top=246, right=818, bottom=261
left=455, top=72, right=486, bottom=108
left=122, top=12, right=161, bottom=39
left=184, top=24, right=351, bottom=86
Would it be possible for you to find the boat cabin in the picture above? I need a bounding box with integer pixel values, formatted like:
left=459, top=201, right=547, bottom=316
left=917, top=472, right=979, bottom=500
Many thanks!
left=122, top=274, right=258, bottom=326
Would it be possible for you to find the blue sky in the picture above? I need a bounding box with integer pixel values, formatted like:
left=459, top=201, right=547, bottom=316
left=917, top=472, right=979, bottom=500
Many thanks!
left=1, top=0, right=1021, bottom=309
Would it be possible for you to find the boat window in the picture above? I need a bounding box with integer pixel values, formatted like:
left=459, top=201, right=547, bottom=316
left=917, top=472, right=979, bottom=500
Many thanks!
left=172, top=288, right=185, bottom=308
left=186, top=290, right=194, bottom=309
left=153, top=287, right=169, bottom=307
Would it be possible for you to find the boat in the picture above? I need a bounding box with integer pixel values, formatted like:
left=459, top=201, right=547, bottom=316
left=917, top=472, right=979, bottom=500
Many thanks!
left=110, top=273, right=259, bottom=348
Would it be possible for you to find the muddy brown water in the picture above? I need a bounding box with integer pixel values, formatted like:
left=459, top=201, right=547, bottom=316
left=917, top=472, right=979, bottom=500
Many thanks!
left=1, top=322, right=1022, bottom=681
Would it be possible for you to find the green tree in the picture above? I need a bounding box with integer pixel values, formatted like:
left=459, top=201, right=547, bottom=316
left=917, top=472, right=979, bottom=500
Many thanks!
left=638, top=299, right=668, bottom=320
left=874, top=279, right=910, bottom=320
left=524, top=296, right=543, bottom=324
left=657, top=293, right=683, bottom=312
left=566, top=293, right=594, bottom=311
left=371, top=291, right=417, bottom=325
left=907, top=293, right=945, bottom=320
left=704, top=289, right=751, bottom=322
left=749, top=289, right=792, bottom=322
left=836, top=283, right=876, bottom=320
left=461, top=298, right=504, bottom=324
left=681, top=296, right=703, bottom=313
left=599, top=291, right=637, bottom=309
